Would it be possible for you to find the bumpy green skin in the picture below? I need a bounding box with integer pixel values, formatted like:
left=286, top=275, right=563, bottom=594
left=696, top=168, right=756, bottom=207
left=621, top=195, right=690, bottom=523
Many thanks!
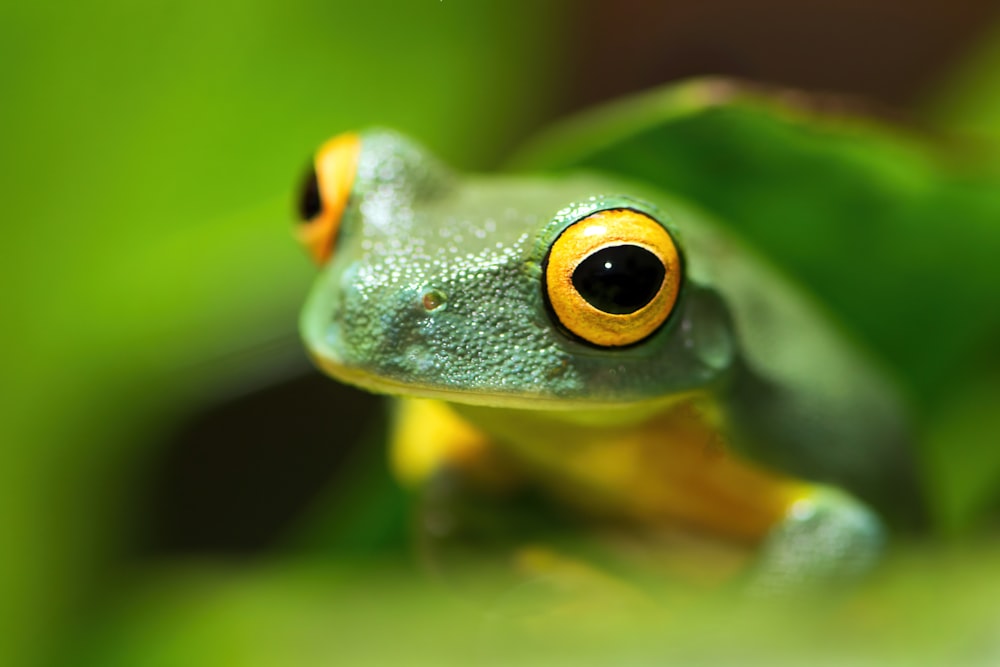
left=508, top=79, right=1000, bottom=532
left=301, top=132, right=734, bottom=406
left=302, top=127, right=927, bottom=582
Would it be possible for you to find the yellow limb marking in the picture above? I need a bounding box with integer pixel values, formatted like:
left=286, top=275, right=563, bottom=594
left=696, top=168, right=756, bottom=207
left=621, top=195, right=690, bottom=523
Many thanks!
left=393, top=397, right=813, bottom=544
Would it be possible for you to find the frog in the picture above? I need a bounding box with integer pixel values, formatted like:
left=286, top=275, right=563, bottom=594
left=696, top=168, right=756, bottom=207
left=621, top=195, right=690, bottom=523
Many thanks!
left=293, top=79, right=1000, bottom=596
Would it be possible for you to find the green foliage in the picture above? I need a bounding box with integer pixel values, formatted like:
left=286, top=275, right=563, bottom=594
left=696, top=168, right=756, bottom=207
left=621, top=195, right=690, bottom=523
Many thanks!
left=73, top=546, right=1000, bottom=666
left=0, top=2, right=564, bottom=665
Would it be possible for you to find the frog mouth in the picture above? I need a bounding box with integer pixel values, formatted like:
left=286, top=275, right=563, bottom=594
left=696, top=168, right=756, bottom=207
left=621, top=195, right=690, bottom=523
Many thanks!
left=309, top=351, right=641, bottom=411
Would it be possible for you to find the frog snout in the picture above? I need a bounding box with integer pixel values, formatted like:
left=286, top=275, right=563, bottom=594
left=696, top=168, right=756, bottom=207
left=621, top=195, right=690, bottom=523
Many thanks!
left=329, top=285, right=432, bottom=357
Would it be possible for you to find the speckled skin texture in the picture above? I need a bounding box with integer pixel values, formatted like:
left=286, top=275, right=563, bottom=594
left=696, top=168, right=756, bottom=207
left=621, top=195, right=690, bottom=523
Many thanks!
left=302, top=131, right=734, bottom=407
left=301, top=130, right=925, bottom=589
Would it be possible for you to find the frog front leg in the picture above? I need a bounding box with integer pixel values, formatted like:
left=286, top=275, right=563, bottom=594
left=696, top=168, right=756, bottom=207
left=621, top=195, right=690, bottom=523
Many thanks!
left=619, top=398, right=890, bottom=593
left=629, top=468, right=886, bottom=596
left=609, top=400, right=890, bottom=594
left=719, top=357, right=925, bottom=591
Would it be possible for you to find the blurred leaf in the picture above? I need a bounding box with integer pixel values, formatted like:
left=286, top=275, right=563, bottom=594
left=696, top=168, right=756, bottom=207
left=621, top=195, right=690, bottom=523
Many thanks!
left=0, top=1, right=567, bottom=665
left=72, top=547, right=1000, bottom=667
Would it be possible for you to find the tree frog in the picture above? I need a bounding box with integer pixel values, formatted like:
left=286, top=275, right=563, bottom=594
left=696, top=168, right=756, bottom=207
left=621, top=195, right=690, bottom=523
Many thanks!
left=294, top=83, right=933, bottom=594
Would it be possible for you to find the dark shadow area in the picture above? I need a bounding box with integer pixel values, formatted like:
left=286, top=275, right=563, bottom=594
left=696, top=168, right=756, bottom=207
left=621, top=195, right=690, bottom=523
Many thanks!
left=140, top=365, right=383, bottom=555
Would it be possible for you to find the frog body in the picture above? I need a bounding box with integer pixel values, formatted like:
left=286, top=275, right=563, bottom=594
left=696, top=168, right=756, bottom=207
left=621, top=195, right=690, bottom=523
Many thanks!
left=293, top=81, right=971, bottom=592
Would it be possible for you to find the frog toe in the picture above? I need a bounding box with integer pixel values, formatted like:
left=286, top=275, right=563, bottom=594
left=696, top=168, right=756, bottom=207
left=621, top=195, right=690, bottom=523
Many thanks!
left=744, top=486, right=886, bottom=595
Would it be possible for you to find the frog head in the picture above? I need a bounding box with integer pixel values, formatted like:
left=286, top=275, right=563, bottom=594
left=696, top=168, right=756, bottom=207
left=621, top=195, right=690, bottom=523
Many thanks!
left=295, top=130, right=735, bottom=410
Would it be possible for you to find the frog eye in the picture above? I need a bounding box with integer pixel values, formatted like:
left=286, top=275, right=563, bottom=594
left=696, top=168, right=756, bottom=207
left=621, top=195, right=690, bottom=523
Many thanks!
left=294, top=132, right=361, bottom=264
left=543, top=209, right=682, bottom=347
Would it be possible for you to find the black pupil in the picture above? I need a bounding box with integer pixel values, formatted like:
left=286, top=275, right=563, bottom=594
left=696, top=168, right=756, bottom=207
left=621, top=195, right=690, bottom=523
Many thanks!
left=572, top=245, right=666, bottom=314
left=296, top=163, right=322, bottom=222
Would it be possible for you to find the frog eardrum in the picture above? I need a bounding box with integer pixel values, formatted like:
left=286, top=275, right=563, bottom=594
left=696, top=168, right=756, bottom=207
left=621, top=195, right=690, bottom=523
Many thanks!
left=542, top=208, right=682, bottom=347
left=295, top=132, right=361, bottom=264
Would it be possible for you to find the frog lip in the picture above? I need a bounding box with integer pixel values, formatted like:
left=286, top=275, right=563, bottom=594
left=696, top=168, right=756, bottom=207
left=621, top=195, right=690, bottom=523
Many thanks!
left=309, top=352, right=635, bottom=411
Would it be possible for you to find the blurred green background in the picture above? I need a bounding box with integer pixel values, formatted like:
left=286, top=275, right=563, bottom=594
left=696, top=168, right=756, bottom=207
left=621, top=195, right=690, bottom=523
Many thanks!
left=2, top=1, right=999, bottom=666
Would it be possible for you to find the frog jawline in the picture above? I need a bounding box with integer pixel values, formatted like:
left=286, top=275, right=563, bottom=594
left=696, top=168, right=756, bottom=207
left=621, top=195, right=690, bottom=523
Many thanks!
left=312, top=354, right=654, bottom=412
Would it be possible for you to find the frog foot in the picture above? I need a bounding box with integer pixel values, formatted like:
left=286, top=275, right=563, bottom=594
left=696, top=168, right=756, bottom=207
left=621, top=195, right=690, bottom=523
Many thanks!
left=744, top=486, right=886, bottom=595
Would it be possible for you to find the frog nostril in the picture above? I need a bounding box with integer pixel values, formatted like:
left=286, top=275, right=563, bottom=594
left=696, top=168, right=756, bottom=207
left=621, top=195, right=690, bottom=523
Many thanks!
left=421, top=289, right=448, bottom=311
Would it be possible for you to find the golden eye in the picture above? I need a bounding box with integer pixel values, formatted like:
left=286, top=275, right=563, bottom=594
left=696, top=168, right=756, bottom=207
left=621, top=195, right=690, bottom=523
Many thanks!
left=543, top=208, right=682, bottom=347
left=294, top=132, right=361, bottom=264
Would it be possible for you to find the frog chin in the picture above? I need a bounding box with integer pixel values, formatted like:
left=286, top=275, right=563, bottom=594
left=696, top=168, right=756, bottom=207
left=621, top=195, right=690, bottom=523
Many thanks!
left=309, top=351, right=645, bottom=412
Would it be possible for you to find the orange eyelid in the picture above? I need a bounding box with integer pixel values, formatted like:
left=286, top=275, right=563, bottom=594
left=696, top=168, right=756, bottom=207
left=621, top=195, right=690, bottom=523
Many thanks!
left=297, top=132, right=362, bottom=264
left=545, top=209, right=682, bottom=347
